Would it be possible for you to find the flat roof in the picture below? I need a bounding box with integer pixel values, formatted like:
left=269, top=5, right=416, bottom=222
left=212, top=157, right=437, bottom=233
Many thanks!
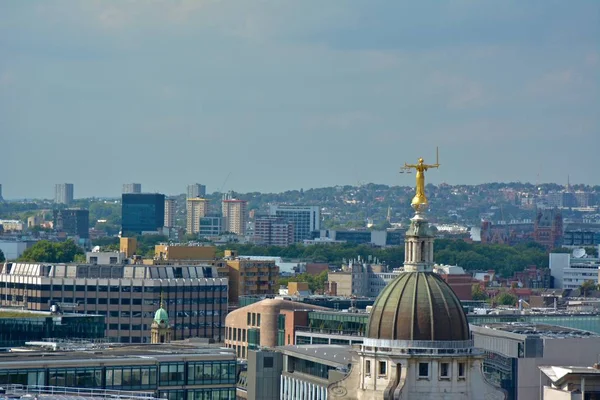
left=277, top=345, right=352, bottom=367
left=0, top=342, right=235, bottom=366
left=473, top=322, right=599, bottom=338
left=540, top=365, right=600, bottom=384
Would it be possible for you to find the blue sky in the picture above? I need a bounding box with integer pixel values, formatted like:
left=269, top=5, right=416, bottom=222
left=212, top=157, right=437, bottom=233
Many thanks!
left=1, top=1, right=598, bottom=198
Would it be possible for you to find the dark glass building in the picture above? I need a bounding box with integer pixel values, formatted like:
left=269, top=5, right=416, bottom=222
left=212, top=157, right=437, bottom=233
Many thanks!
left=122, top=193, right=165, bottom=234
left=53, top=208, right=89, bottom=238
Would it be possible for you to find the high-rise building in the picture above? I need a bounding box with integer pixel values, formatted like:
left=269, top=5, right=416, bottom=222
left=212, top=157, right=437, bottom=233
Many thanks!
left=268, top=205, right=320, bottom=243
left=121, top=193, right=165, bottom=234
left=0, top=184, right=3, bottom=201
left=164, top=198, right=175, bottom=228
left=254, top=217, right=294, bottom=246
left=187, top=183, right=206, bottom=199
left=54, top=183, right=74, bottom=205
left=53, top=208, right=89, bottom=238
left=222, top=197, right=248, bottom=235
left=122, top=183, right=142, bottom=194
left=220, top=250, right=279, bottom=304
left=186, top=198, right=209, bottom=234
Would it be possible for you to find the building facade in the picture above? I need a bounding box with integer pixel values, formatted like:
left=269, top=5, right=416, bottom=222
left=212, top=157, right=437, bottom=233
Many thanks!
left=472, top=323, right=600, bottom=400
left=0, top=342, right=237, bottom=400
left=53, top=208, right=90, bottom=238
left=269, top=205, right=320, bottom=243
left=254, top=217, right=294, bottom=246
left=0, top=262, right=227, bottom=343
left=549, top=252, right=600, bottom=289
left=222, top=199, right=248, bottom=236
left=164, top=198, right=175, bottom=228
left=121, top=193, right=165, bottom=234
left=187, top=198, right=209, bottom=234
left=123, top=183, right=142, bottom=194
left=221, top=250, right=279, bottom=304
left=187, top=183, right=207, bottom=199
left=224, top=298, right=327, bottom=359
left=198, top=215, right=223, bottom=237
left=534, top=209, right=563, bottom=249
left=55, top=183, right=74, bottom=205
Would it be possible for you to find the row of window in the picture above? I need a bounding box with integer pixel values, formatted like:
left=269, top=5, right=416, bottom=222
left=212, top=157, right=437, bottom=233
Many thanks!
left=4, top=284, right=228, bottom=293
left=365, top=360, right=467, bottom=380
left=246, top=312, right=261, bottom=327
left=160, top=388, right=236, bottom=400
left=0, top=362, right=235, bottom=389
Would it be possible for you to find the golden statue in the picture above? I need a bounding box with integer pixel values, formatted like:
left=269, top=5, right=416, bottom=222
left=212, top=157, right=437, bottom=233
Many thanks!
left=401, top=148, right=440, bottom=211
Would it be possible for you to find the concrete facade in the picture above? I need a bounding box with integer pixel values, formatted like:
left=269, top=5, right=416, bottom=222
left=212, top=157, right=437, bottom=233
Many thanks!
left=550, top=252, right=600, bottom=289
left=186, top=198, right=209, bottom=234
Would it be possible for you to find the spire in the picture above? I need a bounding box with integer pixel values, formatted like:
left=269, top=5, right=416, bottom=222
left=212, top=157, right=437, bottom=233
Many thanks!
left=160, top=290, right=164, bottom=309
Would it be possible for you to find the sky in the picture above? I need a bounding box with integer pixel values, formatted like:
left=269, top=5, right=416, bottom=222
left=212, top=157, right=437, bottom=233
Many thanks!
left=0, top=0, right=599, bottom=199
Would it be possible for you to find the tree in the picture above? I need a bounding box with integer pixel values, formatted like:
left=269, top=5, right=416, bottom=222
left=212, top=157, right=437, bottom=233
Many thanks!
left=581, top=280, right=596, bottom=298
left=0, top=249, right=4, bottom=263
left=19, top=240, right=84, bottom=263
left=472, top=285, right=488, bottom=301
left=494, top=292, right=517, bottom=306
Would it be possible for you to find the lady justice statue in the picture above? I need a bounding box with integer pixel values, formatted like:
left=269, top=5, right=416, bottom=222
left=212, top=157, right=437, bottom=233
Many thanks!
left=401, top=148, right=440, bottom=212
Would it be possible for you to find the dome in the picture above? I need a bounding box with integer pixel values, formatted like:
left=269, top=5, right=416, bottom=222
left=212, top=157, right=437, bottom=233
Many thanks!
left=367, top=272, right=469, bottom=341
left=154, top=307, right=169, bottom=325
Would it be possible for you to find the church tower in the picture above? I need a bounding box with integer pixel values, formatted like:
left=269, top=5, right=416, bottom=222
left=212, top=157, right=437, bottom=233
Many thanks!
left=151, top=298, right=172, bottom=344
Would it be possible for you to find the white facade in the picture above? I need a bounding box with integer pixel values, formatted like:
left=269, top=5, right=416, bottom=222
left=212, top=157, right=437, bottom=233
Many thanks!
left=549, top=253, right=600, bottom=289
left=86, top=251, right=126, bottom=264
left=281, top=375, right=328, bottom=400
left=164, top=198, right=175, bottom=228
left=269, top=205, right=320, bottom=243
left=122, top=183, right=141, bottom=194
left=0, top=220, right=24, bottom=232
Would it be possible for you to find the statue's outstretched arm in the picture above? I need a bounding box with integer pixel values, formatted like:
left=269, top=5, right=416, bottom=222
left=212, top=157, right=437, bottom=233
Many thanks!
left=403, top=163, right=418, bottom=168
left=423, top=163, right=440, bottom=169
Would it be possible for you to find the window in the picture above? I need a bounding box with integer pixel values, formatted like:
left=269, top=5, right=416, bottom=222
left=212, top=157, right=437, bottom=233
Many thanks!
left=418, top=362, right=429, bottom=378
left=379, top=361, right=387, bottom=376
left=365, top=360, right=371, bottom=376
left=439, top=362, right=450, bottom=379
left=264, top=357, right=274, bottom=369
left=242, top=330, right=246, bottom=342
left=458, top=362, right=466, bottom=378
left=251, top=313, right=256, bottom=326
left=257, top=313, right=261, bottom=326
left=247, top=312, right=251, bottom=325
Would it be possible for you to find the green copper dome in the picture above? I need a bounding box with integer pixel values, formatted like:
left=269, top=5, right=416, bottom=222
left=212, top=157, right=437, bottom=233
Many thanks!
left=154, top=307, right=169, bottom=325
left=367, top=272, right=469, bottom=341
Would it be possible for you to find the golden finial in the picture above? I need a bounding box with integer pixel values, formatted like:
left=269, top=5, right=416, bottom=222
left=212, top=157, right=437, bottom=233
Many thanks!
left=401, top=147, right=440, bottom=212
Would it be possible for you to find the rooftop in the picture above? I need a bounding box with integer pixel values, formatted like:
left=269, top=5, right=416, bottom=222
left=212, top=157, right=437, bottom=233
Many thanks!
left=0, top=341, right=235, bottom=365
left=540, top=365, right=600, bottom=385
left=276, top=345, right=352, bottom=367
left=473, top=322, right=599, bottom=338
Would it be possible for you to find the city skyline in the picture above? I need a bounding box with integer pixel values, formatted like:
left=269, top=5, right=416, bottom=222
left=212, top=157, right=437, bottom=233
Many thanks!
left=1, top=1, right=598, bottom=198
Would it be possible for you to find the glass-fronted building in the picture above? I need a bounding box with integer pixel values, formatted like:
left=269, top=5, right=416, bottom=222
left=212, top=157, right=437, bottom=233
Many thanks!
left=0, top=342, right=237, bottom=400
left=0, top=310, right=105, bottom=348
left=122, top=193, right=165, bottom=234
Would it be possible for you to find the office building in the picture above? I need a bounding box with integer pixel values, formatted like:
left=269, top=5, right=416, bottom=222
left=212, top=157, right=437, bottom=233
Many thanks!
left=187, top=183, right=206, bottom=199
left=472, top=323, right=600, bottom=400
left=121, top=193, right=165, bottom=234
left=198, top=215, right=223, bottom=237
left=269, top=205, right=320, bottom=243
left=222, top=198, right=248, bottom=235
left=164, top=198, right=175, bottom=228
left=55, top=183, right=74, bottom=205
left=549, top=249, right=600, bottom=289
left=0, top=262, right=227, bottom=343
left=53, top=208, right=90, bottom=238
left=0, top=239, right=31, bottom=260
left=186, top=198, right=209, bottom=234
left=122, top=183, right=142, bottom=194
left=221, top=250, right=279, bottom=304
left=312, top=229, right=405, bottom=246
left=0, top=309, right=105, bottom=348
left=0, top=341, right=236, bottom=400
left=224, top=298, right=327, bottom=359
left=254, top=217, right=294, bottom=246
left=327, top=260, right=399, bottom=297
